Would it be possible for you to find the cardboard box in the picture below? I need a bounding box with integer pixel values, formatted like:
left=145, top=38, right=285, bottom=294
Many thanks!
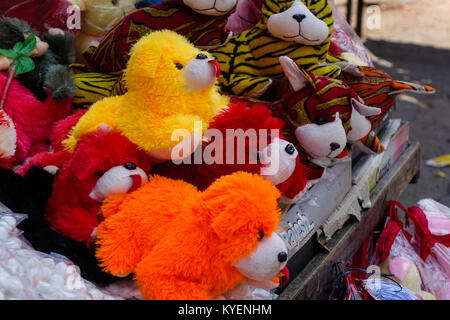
left=315, top=120, right=410, bottom=246
left=278, top=159, right=352, bottom=267
left=316, top=184, right=362, bottom=246
left=352, top=119, right=409, bottom=208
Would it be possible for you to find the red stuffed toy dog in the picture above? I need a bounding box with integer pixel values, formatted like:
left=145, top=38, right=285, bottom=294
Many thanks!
left=0, top=72, right=72, bottom=168
left=152, top=101, right=310, bottom=203
left=19, top=125, right=152, bottom=246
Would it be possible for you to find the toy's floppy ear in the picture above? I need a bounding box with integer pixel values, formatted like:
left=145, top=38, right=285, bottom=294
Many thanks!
left=279, top=56, right=314, bottom=91
left=211, top=210, right=247, bottom=241
left=126, top=34, right=163, bottom=80
left=70, top=125, right=112, bottom=181
left=71, top=147, right=97, bottom=181
left=351, top=98, right=381, bottom=117
left=206, top=172, right=281, bottom=241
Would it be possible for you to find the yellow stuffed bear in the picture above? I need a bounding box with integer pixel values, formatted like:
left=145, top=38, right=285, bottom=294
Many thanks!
left=63, top=30, right=228, bottom=162
left=68, top=0, right=141, bottom=63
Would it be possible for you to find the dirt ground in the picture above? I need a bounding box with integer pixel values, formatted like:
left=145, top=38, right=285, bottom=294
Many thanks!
left=335, top=0, right=450, bottom=206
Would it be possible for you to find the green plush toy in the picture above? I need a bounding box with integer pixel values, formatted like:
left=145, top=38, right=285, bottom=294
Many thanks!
left=210, top=0, right=343, bottom=97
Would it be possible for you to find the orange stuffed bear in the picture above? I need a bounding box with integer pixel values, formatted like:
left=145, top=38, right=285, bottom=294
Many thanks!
left=95, top=171, right=288, bottom=300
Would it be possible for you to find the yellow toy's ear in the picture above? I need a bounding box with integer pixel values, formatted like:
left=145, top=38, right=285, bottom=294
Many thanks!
left=68, top=0, right=86, bottom=11
left=125, top=34, right=163, bottom=90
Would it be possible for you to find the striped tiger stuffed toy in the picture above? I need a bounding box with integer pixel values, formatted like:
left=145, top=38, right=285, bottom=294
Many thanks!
left=84, top=0, right=237, bottom=73
left=72, top=70, right=126, bottom=110
left=339, top=66, right=436, bottom=130
left=209, top=0, right=344, bottom=97
left=230, top=56, right=384, bottom=167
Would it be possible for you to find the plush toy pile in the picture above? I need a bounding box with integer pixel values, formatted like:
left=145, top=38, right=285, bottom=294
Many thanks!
left=0, top=0, right=437, bottom=300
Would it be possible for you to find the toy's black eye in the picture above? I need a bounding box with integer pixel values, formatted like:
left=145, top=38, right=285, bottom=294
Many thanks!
left=124, top=162, right=137, bottom=170
left=258, top=230, right=264, bottom=241
left=280, top=7, right=288, bottom=12
left=349, top=126, right=352, bottom=131
left=96, top=170, right=104, bottom=177
left=175, top=63, right=183, bottom=70
left=310, top=9, right=317, bottom=15
left=316, top=116, right=325, bottom=125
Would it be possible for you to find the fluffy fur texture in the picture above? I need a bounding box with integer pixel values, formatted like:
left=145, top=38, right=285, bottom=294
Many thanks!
left=63, top=30, right=228, bottom=154
left=22, top=127, right=152, bottom=246
left=84, top=0, right=236, bottom=73
left=209, top=0, right=342, bottom=97
left=0, top=165, right=118, bottom=285
left=0, top=18, right=76, bottom=102
left=95, top=171, right=282, bottom=299
left=0, top=71, right=73, bottom=167
left=153, top=102, right=309, bottom=201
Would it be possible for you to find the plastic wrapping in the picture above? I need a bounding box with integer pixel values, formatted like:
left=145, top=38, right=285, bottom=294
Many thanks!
left=328, top=0, right=373, bottom=66
left=374, top=201, right=450, bottom=300
left=413, top=199, right=450, bottom=297
left=0, top=0, right=76, bottom=33
left=222, top=280, right=279, bottom=300
left=329, top=266, right=421, bottom=300
left=0, top=212, right=141, bottom=300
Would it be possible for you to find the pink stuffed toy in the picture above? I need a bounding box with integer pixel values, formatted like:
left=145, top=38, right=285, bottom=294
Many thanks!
left=226, top=0, right=263, bottom=34
left=152, top=101, right=310, bottom=203
left=0, top=72, right=72, bottom=168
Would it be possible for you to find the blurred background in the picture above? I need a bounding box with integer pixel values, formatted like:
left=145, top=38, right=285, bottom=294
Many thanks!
left=335, top=0, right=450, bottom=206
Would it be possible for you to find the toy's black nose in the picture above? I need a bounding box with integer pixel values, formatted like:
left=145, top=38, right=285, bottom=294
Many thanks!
left=330, top=142, right=341, bottom=151
left=278, top=252, right=288, bottom=263
left=124, top=162, right=137, bottom=170
left=285, top=144, right=296, bottom=155
left=196, top=53, right=208, bottom=60
left=292, top=14, right=306, bottom=23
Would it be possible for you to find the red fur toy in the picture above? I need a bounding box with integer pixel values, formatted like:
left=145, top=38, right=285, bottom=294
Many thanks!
left=19, top=125, right=152, bottom=246
left=0, top=72, right=72, bottom=168
left=152, top=102, right=310, bottom=203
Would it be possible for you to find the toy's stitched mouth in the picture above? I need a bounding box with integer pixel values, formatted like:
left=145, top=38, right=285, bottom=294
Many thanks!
left=193, top=7, right=230, bottom=12
left=128, top=174, right=143, bottom=193
left=283, top=24, right=320, bottom=42
left=208, top=60, right=221, bottom=78
left=307, top=149, right=336, bottom=159
left=191, top=0, right=232, bottom=13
